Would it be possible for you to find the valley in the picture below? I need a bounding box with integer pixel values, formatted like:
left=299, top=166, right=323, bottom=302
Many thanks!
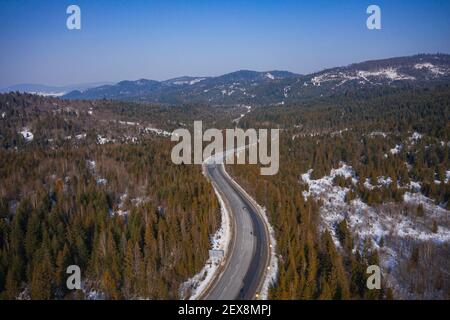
left=0, top=54, right=449, bottom=300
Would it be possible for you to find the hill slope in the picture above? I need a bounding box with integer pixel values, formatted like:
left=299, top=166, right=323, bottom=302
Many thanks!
left=60, top=54, right=450, bottom=105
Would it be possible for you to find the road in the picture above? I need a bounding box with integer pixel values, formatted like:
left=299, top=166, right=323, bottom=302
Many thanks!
left=203, top=162, right=270, bottom=300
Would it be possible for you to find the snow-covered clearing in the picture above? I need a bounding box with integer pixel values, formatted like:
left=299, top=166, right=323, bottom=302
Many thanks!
left=301, top=163, right=450, bottom=249
left=414, top=63, right=447, bottom=76
left=301, top=163, right=450, bottom=298
left=311, top=67, right=416, bottom=87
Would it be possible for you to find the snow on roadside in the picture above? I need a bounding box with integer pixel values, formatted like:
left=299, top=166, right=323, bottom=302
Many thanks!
left=179, top=184, right=232, bottom=300
left=181, top=144, right=278, bottom=300
left=219, top=165, right=278, bottom=300
left=257, top=206, right=278, bottom=300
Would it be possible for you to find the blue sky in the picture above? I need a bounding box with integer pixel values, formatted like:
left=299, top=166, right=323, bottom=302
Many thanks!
left=0, top=0, right=449, bottom=87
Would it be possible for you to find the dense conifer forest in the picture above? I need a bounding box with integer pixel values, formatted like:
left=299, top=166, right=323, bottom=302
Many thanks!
left=230, top=85, right=450, bottom=299
left=0, top=93, right=224, bottom=299
left=0, top=86, right=449, bottom=299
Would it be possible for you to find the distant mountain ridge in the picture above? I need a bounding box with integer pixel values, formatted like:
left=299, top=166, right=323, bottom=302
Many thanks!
left=62, top=69, right=300, bottom=104
left=8, top=54, right=450, bottom=105
left=0, top=82, right=114, bottom=97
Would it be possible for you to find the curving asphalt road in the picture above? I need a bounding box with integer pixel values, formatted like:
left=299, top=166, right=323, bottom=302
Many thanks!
left=203, top=162, right=270, bottom=300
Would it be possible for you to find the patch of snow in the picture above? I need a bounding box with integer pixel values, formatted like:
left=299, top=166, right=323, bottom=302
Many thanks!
left=300, top=164, right=450, bottom=250
left=408, top=181, right=421, bottom=192
left=85, top=289, right=105, bottom=300
left=1, top=112, right=5, bottom=118
left=97, top=135, right=113, bottom=145
left=173, top=78, right=206, bottom=85
left=145, top=127, right=172, bottom=137
left=330, top=128, right=349, bottom=137
left=311, top=68, right=415, bottom=87
left=96, top=178, right=107, bottom=185
left=232, top=114, right=246, bottom=123
left=378, top=176, right=393, bottom=186
left=408, top=132, right=422, bottom=144
left=87, top=160, right=96, bottom=170
left=368, top=131, right=387, bottom=138
left=119, top=121, right=140, bottom=126
left=265, top=73, right=275, bottom=80
left=221, top=89, right=235, bottom=96
left=114, top=193, right=129, bottom=216
left=86, top=160, right=108, bottom=185
left=232, top=106, right=252, bottom=124
left=390, top=144, right=402, bottom=155
left=131, top=196, right=149, bottom=207
left=414, top=63, right=446, bottom=76
left=358, top=68, right=415, bottom=82
left=124, top=135, right=138, bottom=143
left=29, top=91, right=66, bottom=97
left=19, top=128, right=34, bottom=142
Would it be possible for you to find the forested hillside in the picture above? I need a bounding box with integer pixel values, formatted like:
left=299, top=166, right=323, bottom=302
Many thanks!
left=61, top=54, right=450, bottom=106
left=1, top=86, right=449, bottom=299
left=229, top=85, right=450, bottom=299
left=0, top=93, right=232, bottom=299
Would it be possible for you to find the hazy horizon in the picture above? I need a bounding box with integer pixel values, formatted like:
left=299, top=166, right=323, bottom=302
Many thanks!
left=3, top=51, right=450, bottom=89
